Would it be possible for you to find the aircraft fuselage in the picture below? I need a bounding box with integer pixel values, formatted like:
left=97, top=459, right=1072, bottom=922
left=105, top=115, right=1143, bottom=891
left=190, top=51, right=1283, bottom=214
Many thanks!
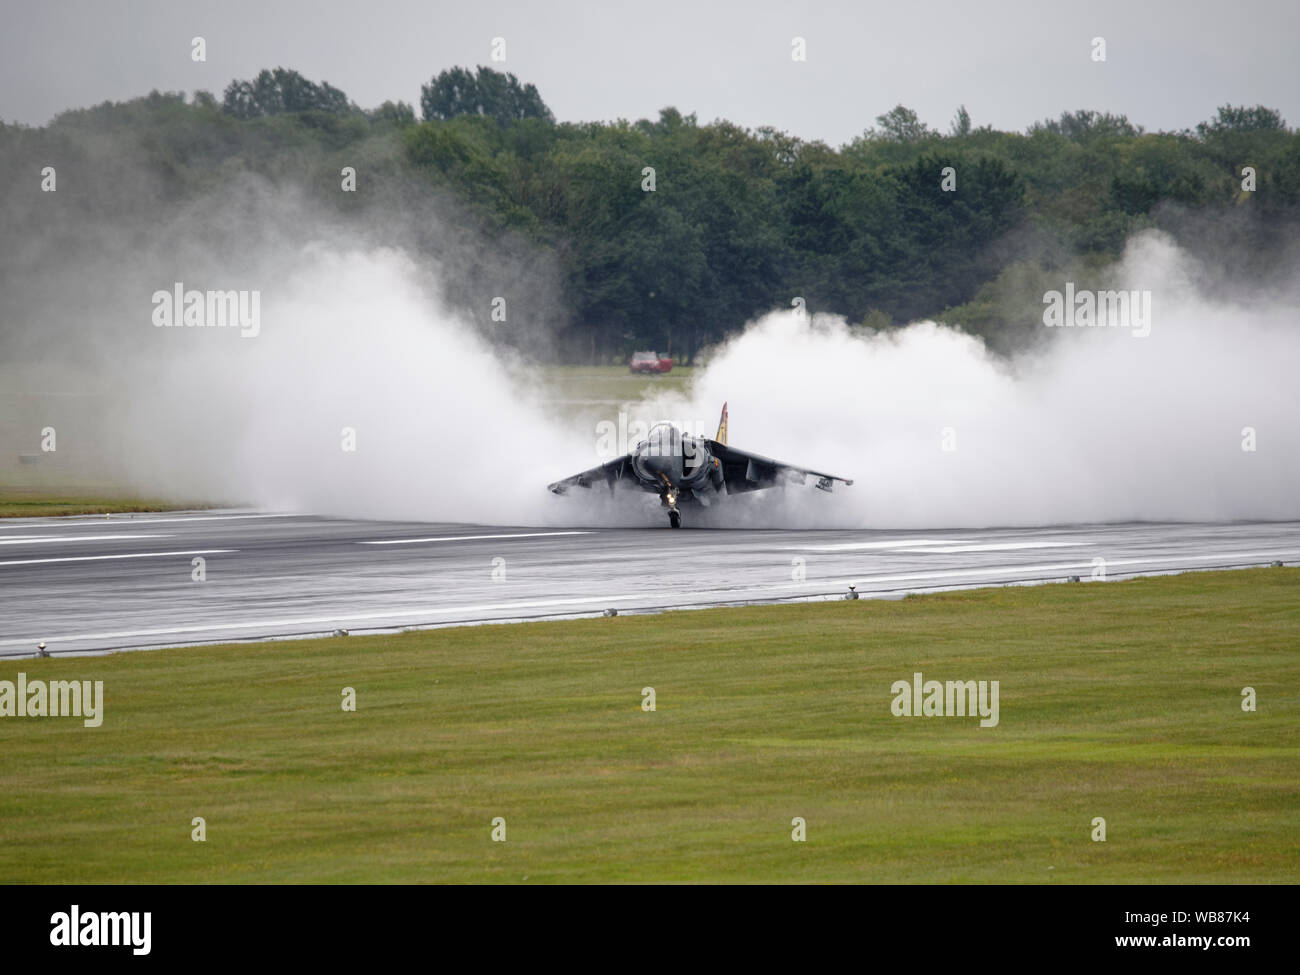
left=629, top=424, right=722, bottom=509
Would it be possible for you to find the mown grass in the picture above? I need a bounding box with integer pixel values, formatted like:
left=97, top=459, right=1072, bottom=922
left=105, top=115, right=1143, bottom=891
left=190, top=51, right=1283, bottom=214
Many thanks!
left=1, top=569, right=1296, bottom=884
left=0, top=491, right=211, bottom=518
left=539, top=364, right=695, bottom=399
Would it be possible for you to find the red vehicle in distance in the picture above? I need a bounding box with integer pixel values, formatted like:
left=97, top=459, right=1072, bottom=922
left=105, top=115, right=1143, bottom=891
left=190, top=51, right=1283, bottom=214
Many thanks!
left=629, top=350, right=673, bottom=374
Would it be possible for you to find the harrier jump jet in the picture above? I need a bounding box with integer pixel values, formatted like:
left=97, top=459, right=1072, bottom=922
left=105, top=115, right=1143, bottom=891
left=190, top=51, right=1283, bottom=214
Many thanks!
left=547, top=404, right=853, bottom=527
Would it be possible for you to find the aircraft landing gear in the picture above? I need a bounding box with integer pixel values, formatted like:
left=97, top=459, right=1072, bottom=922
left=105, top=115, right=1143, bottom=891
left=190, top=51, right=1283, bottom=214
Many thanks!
left=661, top=486, right=681, bottom=528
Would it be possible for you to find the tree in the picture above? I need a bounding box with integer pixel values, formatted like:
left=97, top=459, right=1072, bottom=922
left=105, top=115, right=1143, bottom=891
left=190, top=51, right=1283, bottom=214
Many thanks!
left=221, top=68, right=352, bottom=119
left=420, top=66, right=554, bottom=125
left=871, top=105, right=935, bottom=143
left=880, top=153, right=1025, bottom=319
left=1031, top=110, right=1141, bottom=142
left=950, top=105, right=971, bottom=137
left=1196, top=104, right=1286, bottom=138
left=368, top=100, right=416, bottom=126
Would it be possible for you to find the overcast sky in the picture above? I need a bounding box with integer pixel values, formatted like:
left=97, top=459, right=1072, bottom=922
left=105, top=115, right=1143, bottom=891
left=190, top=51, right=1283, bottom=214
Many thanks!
left=2, top=0, right=1296, bottom=144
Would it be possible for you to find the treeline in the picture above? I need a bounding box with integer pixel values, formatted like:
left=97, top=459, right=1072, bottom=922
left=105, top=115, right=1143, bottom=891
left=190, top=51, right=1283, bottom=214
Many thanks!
left=3, top=66, right=1297, bottom=361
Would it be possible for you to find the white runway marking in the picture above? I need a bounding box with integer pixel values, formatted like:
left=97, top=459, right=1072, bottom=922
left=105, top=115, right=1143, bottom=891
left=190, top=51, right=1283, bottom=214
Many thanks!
left=360, top=531, right=594, bottom=545
left=0, top=549, right=236, bottom=567
left=893, top=541, right=1090, bottom=553
left=791, top=539, right=965, bottom=552
left=0, top=534, right=172, bottom=545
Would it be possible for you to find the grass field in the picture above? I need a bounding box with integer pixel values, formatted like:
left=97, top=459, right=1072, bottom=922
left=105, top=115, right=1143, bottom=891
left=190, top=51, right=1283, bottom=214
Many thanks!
left=1, top=568, right=1296, bottom=883
left=538, top=364, right=696, bottom=401
left=0, top=491, right=210, bottom=519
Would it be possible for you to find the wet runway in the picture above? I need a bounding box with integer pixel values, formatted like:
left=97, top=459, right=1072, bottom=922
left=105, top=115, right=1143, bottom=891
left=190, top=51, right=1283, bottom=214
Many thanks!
left=2, top=510, right=1298, bottom=657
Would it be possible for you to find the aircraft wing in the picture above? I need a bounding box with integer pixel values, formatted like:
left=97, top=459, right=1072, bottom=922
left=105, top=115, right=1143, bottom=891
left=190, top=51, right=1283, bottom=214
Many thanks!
left=703, top=439, right=854, bottom=494
left=547, top=454, right=641, bottom=495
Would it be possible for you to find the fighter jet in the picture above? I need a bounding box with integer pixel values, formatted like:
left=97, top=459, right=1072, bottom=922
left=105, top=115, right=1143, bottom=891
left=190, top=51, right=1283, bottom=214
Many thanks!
left=547, top=403, right=853, bottom=527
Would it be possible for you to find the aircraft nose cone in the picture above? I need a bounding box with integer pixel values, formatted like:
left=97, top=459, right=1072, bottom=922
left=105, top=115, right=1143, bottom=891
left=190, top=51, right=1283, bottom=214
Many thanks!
left=637, top=423, right=685, bottom=483
left=639, top=452, right=681, bottom=479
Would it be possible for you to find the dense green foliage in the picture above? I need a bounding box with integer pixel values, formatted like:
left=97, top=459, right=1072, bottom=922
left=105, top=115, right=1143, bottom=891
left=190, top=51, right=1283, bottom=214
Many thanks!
left=420, top=65, right=554, bottom=125
left=222, top=67, right=354, bottom=119
left=3, top=66, right=1297, bottom=362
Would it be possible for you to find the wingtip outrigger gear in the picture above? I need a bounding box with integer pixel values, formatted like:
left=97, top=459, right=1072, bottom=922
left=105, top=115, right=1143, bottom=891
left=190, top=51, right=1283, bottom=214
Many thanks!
left=815, top=474, right=854, bottom=492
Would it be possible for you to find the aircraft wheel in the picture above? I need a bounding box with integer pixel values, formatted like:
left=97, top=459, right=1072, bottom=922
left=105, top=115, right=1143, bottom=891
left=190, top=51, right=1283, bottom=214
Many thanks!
left=668, top=508, right=681, bottom=528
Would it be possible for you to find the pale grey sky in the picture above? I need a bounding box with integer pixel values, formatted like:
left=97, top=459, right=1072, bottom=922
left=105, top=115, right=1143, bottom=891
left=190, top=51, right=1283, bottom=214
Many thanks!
left=1, top=0, right=1296, bottom=144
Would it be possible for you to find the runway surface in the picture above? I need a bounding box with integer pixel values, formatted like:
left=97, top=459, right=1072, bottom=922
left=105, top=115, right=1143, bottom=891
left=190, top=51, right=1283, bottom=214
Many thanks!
left=2, top=511, right=1298, bottom=657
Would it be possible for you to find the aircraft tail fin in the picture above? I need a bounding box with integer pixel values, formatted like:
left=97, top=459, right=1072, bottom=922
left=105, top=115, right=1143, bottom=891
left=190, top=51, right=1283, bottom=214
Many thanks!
left=715, top=402, right=728, bottom=445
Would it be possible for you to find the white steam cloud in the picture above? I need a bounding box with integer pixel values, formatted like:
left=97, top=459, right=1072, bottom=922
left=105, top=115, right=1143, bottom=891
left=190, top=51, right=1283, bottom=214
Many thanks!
left=641, top=231, right=1300, bottom=527
left=117, top=245, right=574, bottom=523
left=91, top=231, right=1300, bottom=529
